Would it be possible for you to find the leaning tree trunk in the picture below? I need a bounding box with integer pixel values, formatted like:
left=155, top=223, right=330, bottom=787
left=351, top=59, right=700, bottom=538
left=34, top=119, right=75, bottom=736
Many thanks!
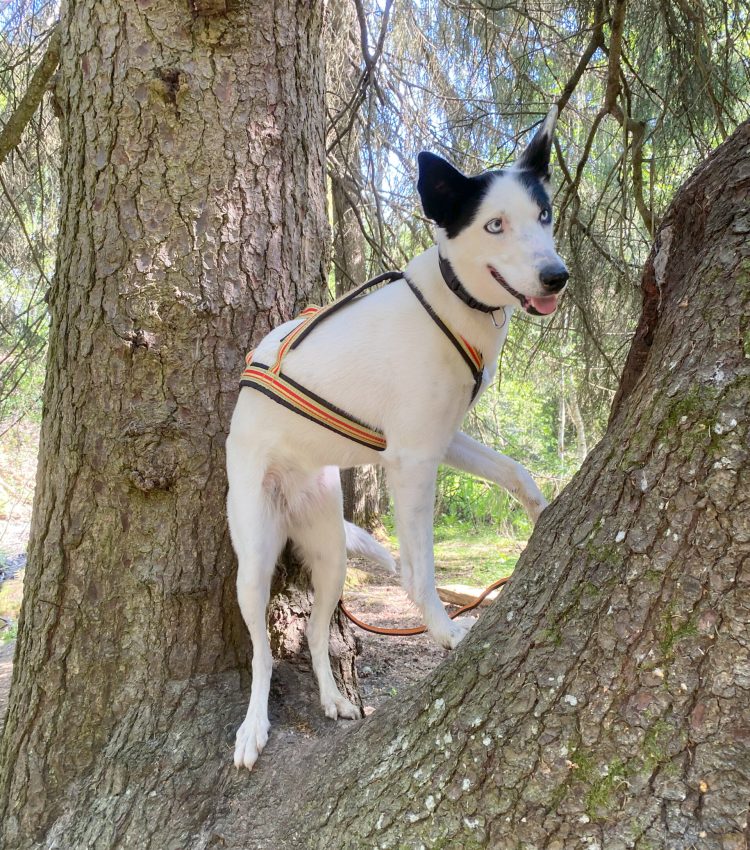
left=200, top=120, right=750, bottom=849
left=0, top=2, right=352, bottom=847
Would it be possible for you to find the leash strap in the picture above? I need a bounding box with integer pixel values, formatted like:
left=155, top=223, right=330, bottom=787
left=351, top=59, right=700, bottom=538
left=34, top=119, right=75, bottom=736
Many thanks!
left=339, top=575, right=509, bottom=636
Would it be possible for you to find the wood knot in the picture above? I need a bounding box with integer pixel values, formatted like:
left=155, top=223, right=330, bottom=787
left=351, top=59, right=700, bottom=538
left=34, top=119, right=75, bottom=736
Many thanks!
left=190, top=0, right=227, bottom=15
left=129, top=469, right=174, bottom=492
left=152, top=68, right=186, bottom=108
left=125, top=430, right=179, bottom=492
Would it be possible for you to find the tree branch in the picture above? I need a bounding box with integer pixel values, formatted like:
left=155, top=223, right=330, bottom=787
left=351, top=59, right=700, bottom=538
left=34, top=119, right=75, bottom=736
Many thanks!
left=556, top=3, right=606, bottom=114
left=604, top=0, right=627, bottom=110
left=0, top=28, right=61, bottom=168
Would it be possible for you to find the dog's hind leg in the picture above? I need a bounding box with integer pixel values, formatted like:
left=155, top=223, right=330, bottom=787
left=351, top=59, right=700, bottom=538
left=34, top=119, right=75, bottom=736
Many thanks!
left=444, top=431, right=548, bottom=522
left=227, top=449, right=287, bottom=770
left=290, top=467, right=361, bottom=722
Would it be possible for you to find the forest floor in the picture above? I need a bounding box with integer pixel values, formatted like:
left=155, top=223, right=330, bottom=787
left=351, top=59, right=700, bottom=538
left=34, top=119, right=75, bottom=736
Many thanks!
left=0, top=420, right=523, bottom=728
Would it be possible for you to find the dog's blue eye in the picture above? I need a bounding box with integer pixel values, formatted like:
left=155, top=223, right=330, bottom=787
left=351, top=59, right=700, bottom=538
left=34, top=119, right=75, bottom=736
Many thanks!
left=539, top=208, right=551, bottom=224
left=484, top=218, right=504, bottom=234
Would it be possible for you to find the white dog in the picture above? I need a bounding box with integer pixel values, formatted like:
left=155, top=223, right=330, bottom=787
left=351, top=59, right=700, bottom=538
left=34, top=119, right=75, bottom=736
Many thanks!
left=226, top=107, right=568, bottom=769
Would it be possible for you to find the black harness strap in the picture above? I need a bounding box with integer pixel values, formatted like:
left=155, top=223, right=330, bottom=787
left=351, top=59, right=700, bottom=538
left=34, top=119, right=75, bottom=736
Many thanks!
left=403, top=274, right=485, bottom=402
left=289, top=267, right=485, bottom=401
left=288, top=271, right=405, bottom=351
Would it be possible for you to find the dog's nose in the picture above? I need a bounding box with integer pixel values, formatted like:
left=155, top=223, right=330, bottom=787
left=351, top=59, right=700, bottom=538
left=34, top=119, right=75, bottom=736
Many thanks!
left=540, top=265, right=569, bottom=293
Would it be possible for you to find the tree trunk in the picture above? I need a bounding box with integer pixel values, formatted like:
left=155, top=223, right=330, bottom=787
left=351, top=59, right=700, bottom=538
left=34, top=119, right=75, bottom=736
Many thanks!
left=567, top=386, right=588, bottom=462
left=0, top=2, right=345, bottom=847
left=557, top=383, right=566, bottom=460
left=202, top=120, right=750, bottom=849
left=328, top=0, right=383, bottom=530
left=331, top=174, right=382, bottom=528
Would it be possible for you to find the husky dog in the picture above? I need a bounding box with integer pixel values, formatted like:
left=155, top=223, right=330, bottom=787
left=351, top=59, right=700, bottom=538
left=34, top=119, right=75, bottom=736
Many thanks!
left=227, top=107, right=568, bottom=769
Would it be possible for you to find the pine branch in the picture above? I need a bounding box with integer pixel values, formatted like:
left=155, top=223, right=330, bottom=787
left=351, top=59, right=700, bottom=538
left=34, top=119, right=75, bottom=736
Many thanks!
left=0, top=27, right=61, bottom=168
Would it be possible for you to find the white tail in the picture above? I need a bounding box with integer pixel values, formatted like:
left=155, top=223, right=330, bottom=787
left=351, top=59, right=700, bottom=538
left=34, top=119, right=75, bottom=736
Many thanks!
left=344, top=521, right=397, bottom=573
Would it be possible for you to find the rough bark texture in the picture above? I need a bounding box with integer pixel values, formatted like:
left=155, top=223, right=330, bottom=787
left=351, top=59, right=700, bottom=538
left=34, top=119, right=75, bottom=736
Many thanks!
left=199, top=121, right=750, bottom=849
left=0, top=1, right=339, bottom=847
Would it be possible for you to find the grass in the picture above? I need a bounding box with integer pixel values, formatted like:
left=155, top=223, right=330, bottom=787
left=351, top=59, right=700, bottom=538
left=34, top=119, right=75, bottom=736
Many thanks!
left=382, top=516, right=524, bottom=586
left=1, top=621, right=17, bottom=644
left=432, top=521, right=522, bottom=585
left=0, top=417, right=37, bottom=646
left=0, top=561, right=23, bottom=643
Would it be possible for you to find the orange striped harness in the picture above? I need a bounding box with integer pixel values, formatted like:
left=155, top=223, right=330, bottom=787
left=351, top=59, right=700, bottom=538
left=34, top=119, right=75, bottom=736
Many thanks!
left=240, top=272, right=484, bottom=451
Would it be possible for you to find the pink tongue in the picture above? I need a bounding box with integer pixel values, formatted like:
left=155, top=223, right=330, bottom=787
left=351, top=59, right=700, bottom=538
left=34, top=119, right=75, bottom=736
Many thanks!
left=528, top=295, right=558, bottom=315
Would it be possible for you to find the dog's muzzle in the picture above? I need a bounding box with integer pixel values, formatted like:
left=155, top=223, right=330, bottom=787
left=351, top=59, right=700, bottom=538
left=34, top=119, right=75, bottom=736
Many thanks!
left=488, top=265, right=564, bottom=316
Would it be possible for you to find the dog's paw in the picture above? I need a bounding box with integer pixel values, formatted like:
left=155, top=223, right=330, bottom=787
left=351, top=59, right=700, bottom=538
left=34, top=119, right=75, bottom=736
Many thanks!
left=527, top=497, right=548, bottom=524
left=321, top=692, right=362, bottom=721
left=234, top=712, right=270, bottom=770
left=430, top=616, right=474, bottom=650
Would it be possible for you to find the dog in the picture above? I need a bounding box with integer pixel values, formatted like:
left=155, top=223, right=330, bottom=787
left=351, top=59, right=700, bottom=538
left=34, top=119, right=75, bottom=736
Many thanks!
left=226, top=106, right=568, bottom=769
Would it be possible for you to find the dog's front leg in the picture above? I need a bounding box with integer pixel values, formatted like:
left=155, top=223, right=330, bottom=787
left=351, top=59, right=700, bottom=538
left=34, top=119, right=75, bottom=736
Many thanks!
left=444, top=431, right=548, bottom=523
left=388, top=457, right=472, bottom=650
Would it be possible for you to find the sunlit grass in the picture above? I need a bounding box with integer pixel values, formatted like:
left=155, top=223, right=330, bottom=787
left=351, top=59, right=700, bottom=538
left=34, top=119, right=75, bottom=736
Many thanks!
left=432, top=523, right=523, bottom=585
left=381, top=515, right=525, bottom=587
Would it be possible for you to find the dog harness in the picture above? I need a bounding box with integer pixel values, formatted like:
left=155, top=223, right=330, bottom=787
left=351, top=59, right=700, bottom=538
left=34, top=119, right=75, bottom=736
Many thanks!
left=239, top=271, right=484, bottom=451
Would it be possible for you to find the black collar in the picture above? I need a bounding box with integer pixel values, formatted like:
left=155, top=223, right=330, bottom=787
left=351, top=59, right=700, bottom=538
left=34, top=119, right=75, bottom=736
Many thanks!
left=438, top=253, right=501, bottom=313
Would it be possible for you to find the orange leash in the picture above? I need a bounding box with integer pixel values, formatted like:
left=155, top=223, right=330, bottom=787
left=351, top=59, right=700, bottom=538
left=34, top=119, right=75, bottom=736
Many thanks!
left=339, top=575, right=509, bottom=636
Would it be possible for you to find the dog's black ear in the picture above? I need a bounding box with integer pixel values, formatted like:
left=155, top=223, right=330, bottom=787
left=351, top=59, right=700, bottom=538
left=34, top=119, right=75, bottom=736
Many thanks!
left=517, top=105, right=558, bottom=181
left=417, top=152, right=473, bottom=225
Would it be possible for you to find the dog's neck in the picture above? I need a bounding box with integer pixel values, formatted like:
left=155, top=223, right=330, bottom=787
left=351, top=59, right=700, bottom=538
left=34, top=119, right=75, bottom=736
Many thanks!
left=437, top=253, right=502, bottom=313
left=405, top=245, right=513, bottom=368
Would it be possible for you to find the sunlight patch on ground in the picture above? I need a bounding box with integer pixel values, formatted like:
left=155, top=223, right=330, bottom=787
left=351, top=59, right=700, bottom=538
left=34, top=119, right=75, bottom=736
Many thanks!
left=382, top=519, right=526, bottom=587
left=433, top=525, right=524, bottom=586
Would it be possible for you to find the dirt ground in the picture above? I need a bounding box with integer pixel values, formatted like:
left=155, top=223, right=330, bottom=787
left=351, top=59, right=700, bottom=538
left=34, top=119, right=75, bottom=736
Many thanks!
left=344, top=565, right=466, bottom=714
left=0, top=557, right=470, bottom=731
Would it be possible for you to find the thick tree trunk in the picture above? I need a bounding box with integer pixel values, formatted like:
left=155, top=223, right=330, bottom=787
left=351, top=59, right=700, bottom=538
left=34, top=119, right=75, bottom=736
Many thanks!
left=200, top=121, right=750, bottom=849
left=331, top=174, right=383, bottom=528
left=0, top=2, right=342, bottom=847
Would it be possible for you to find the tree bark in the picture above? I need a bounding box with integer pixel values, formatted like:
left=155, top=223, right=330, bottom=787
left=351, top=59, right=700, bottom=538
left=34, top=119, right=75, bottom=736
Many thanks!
left=0, top=1, right=339, bottom=847
left=202, top=120, right=750, bottom=849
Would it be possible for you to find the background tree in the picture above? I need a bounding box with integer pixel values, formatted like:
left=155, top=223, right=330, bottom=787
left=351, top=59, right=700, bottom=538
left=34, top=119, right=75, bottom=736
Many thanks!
left=0, top=3, right=59, bottom=428
left=325, top=0, right=391, bottom=528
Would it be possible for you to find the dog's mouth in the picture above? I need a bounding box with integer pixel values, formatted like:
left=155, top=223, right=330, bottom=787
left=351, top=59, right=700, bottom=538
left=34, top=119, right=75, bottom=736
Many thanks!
left=488, top=266, right=559, bottom=316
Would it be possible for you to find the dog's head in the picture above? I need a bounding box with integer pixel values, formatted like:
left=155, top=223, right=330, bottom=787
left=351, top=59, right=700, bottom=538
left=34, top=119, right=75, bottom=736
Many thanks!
left=417, top=107, right=568, bottom=316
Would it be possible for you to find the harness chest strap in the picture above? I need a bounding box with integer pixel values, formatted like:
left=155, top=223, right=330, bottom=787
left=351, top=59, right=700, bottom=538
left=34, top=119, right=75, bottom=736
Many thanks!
left=239, top=272, right=485, bottom=451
